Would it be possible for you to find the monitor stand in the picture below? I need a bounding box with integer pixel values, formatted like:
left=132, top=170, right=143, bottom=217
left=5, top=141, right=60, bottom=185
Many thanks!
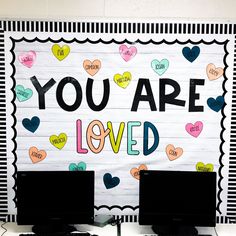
left=32, top=223, right=77, bottom=235
left=152, top=225, right=198, bottom=236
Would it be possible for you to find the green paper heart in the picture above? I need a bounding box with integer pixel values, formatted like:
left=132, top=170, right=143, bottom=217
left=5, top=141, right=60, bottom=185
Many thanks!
left=49, top=133, right=67, bottom=150
left=151, top=59, right=169, bottom=76
left=196, top=162, right=214, bottom=172
left=69, top=162, right=87, bottom=171
left=15, top=85, right=33, bottom=102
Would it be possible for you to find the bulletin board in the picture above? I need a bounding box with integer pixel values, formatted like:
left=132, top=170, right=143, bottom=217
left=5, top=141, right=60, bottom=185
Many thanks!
left=0, top=19, right=236, bottom=223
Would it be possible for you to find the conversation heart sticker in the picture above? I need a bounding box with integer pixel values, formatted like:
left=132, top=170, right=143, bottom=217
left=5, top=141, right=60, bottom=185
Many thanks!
left=196, top=162, right=214, bottom=172
left=15, top=85, right=33, bottom=102
left=182, top=46, right=200, bottom=63
left=130, top=164, right=148, bottom=180
left=207, top=96, right=224, bottom=112
left=49, top=133, right=67, bottom=150
left=51, top=44, right=70, bottom=61
left=206, top=63, right=224, bottom=81
left=113, top=71, right=132, bottom=89
left=83, top=59, right=101, bottom=76
left=103, top=173, right=120, bottom=189
left=119, top=44, right=137, bottom=62
left=18, top=50, right=36, bottom=68
left=29, top=146, right=47, bottom=163
left=185, top=121, right=203, bottom=138
left=22, top=116, right=40, bottom=133
left=151, top=59, right=169, bottom=76
left=69, top=162, right=87, bottom=171
left=166, top=144, right=183, bottom=161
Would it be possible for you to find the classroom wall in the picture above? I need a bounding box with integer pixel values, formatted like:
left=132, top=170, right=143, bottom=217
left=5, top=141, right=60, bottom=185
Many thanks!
left=1, top=0, right=236, bottom=224
left=0, top=0, right=235, bottom=20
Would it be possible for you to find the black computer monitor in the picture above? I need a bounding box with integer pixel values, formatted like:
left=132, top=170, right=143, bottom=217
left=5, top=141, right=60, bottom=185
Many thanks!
left=16, top=171, right=94, bottom=234
left=139, top=170, right=216, bottom=236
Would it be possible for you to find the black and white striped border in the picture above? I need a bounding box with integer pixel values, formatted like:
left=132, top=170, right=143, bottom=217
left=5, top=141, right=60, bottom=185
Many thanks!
left=0, top=20, right=236, bottom=34
left=227, top=36, right=236, bottom=223
left=0, top=20, right=235, bottom=223
left=0, top=22, right=7, bottom=222
left=4, top=214, right=235, bottom=224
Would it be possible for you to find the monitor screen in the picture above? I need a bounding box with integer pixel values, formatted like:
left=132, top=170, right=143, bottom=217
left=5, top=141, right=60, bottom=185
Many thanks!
left=139, top=170, right=216, bottom=235
left=16, top=171, right=94, bottom=234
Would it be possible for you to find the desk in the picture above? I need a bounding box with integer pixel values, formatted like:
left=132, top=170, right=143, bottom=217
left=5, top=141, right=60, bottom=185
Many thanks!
left=0, top=223, right=116, bottom=236
left=121, top=223, right=236, bottom=236
left=0, top=222, right=236, bottom=236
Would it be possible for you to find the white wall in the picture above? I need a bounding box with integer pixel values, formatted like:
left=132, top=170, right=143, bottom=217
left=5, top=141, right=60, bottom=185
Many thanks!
left=0, top=0, right=235, bottom=20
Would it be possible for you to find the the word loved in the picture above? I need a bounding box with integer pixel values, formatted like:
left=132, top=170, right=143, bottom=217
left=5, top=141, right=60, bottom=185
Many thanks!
left=77, top=119, right=159, bottom=156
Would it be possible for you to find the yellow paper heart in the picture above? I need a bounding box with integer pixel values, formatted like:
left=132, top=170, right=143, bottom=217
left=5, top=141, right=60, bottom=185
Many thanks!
left=196, top=162, right=214, bottom=172
left=49, top=133, right=67, bottom=150
left=113, top=71, right=132, bottom=88
left=52, top=44, right=70, bottom=61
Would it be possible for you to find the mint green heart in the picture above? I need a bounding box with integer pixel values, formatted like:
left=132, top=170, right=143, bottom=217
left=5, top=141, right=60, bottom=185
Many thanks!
left=69, top=162, right=86, bottom=171
left=151, top=59, right=169, bottom=76
left=15, top=85, right=33, bottom=102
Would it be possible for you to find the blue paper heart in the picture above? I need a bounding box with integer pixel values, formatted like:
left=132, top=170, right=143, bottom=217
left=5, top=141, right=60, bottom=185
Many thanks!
left=103, top=173, right=120, bottom=189
left=182, top=46, right=200, bottom=62
left=22, top=116, right=40, bottom=133
left=207, top=96, right=224, bottom=112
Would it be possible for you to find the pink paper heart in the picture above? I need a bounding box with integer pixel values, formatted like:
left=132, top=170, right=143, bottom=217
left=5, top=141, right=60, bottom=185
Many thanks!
left=119, top=45, right=137, bottom=62
left=185, top=121, right=203, bottom=138
left=18, top=51, right=36, bottom=68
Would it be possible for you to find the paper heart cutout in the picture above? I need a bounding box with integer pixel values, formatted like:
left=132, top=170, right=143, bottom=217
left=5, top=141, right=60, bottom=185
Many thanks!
left=15, top=85, right=33, bottom=102
left=196, top=162, right=214, bottom=172
left=119, top=44, right=137, bottom=62
left=185, top=121, right=203, bottom=138
left=130, top=164, right=148, bottom=180
left=207, top=96, right=224, bottom=112
left=166, top=144, right=183, bottom=161
left=103, top=173, right=120, bottom=189
left=83, top=59, right=101, bottom=76
left=151, top=59, right=169, bottom=76
left=51, top=44, right=70, bottom=61
left=18, top=51, right=36, bottom=68
left=182, top=46, right=200, bottom=62
left=22, top=116, right=40, bottom=133
left=206, top=63, right=224, bottom=81
left=113, top=71, right=132, bottom=88
left=69, top=162, right=86, bottom=171
left=49, top=133, right=67, bottom=150
left=29, top=146, right=47, bottom=163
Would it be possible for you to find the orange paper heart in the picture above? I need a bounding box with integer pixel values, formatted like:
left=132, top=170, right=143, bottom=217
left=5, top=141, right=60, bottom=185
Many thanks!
left=166, top=144, right=183, bottom=161
left=83, top=59, right=101, bottom=76
left=130, top=164, right=148, bottom=180
left=29, top=146, right=47, bottom=163
left=206, top=63, right=224, bottom=81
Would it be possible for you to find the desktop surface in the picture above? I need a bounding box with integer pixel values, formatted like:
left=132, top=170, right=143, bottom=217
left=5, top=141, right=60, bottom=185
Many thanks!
left=1, top=222, right=236, bottom=236
left=0, top=223, right=115, bottom=236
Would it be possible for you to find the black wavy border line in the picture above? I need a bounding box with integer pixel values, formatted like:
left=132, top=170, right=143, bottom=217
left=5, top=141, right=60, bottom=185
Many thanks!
left=10, top=36, right=228, bottom=213
left=217, top=41, right=229, bottom=214
left=9, top=40, right=18, bottom=207
left=94, top=205, right=139, bottom=211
